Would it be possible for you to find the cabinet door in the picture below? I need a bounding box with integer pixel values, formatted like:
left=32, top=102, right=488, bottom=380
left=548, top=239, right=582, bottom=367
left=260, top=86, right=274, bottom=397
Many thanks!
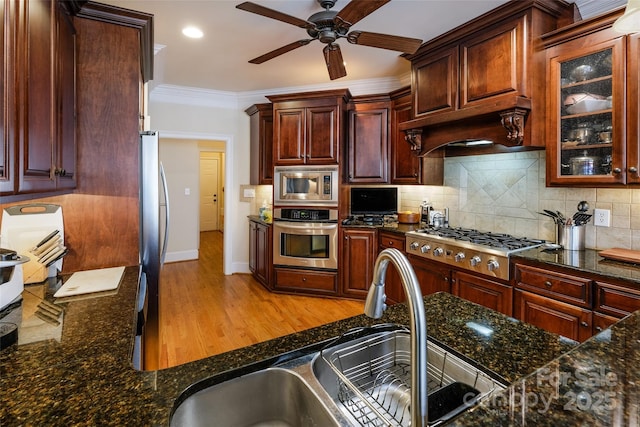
left=628, top=33, right=640, bottom=184
left=460, top=17, right=525, bottom=108
left=546, top=31, right=626, bottom=186
left=452, top=271, right=513, bottom=316
left=55, top=2, right=76, bottom=190
left=514, top=289, right=593, bottom=342
left=248, top=221, right=257, bottom=273
left=306, top=105, right=339, bottom=164
left=255, top=223, right=271, bottom=287
left=247, top=104, right=273, bottom=185
left=412, top=46, right=458, bottom=117
left=379, top=232, right=406, bottom=304
left=18, top=0, right=57, bottom=193
left=409, top=255, right=451, bottom=296
left=0, top=0, right=15, bottom=194
left=390, top=94, right=421, bottom=184
left=347, top=106, right=388, bottom=183
left=274, top=108, right=305, bottom=165
left=341, top=228, right=377, bottom=298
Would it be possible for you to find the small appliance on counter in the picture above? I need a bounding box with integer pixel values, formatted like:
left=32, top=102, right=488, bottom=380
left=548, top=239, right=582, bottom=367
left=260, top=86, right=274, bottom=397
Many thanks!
left=0, top=248, right=29, bottom=311
left=420, top=202, right=449, bottom=228
left=1, top=204, right=66, bottom=285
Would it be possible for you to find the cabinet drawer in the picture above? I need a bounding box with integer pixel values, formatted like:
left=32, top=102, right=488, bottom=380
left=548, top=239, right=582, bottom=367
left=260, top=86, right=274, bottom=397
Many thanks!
left=274, top=268, right=337, bottom=294
left=378, top=232, right=405, bottom=250
left=595, top=282, right=640, bottom=318
left=514, top=264, right=592, bottom=308
left=593, top=312, right=620, bottom=335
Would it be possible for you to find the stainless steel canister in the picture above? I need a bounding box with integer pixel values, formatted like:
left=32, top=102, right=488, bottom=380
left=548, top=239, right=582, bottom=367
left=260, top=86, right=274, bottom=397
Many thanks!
left=557, top=223, right=585, bottom=251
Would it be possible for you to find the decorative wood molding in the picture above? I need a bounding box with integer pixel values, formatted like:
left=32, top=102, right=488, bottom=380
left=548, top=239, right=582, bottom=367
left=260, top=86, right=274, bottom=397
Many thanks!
left=404, top=129, right=423, bottom=153
left=500, top=108, right=529, bottom=145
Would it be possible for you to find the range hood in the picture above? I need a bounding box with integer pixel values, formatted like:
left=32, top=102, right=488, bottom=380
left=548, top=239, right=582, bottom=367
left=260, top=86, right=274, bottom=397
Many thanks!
left=398, top=96, right=532, bottom=157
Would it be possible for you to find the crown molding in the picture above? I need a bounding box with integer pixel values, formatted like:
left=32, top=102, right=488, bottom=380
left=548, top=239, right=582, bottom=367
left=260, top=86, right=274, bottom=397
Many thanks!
left=149, top=73, right=411, bottom=110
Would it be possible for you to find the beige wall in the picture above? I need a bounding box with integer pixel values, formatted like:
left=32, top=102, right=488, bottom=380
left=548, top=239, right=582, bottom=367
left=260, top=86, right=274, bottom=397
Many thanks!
left=400, top=150, right=640, bottom=250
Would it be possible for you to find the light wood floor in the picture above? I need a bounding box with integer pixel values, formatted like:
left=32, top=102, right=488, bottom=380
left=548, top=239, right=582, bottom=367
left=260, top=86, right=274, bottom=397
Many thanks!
left=150, top=231, right=364, bottom=370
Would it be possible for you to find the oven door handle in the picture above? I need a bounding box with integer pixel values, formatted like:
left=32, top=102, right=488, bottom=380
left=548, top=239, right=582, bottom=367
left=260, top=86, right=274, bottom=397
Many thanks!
left=275, top=222, right=337, bottom=231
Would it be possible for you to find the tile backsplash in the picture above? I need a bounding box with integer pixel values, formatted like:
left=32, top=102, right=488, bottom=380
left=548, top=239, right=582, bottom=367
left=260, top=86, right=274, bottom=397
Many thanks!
left=400, top=150, right=640, bottom=251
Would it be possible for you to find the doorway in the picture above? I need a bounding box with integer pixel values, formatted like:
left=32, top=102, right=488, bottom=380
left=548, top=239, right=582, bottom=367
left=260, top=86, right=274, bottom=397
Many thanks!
left=199, top=152, right=224, bottom=231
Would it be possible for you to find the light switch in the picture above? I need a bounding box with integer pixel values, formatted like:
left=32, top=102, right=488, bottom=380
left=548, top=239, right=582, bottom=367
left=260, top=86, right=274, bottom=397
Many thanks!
left=184, top=188, right=190, bottom=196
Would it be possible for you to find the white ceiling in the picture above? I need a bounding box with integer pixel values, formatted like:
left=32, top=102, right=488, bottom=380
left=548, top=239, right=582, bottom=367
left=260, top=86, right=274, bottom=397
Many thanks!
left=99, top=0, right=626, bottom=94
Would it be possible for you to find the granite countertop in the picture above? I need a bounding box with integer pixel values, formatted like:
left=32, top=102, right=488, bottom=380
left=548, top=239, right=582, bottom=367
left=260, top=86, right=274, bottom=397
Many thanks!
left=514, top=247, right=640, bottom=290
left=0, top=265, right=637, bottom=426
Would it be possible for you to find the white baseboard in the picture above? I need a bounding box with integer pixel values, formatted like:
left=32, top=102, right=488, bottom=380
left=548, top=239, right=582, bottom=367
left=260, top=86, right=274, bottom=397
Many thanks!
left=164, top=250, right=198, bottom=263
left=232, top=261, right=251, bottom=275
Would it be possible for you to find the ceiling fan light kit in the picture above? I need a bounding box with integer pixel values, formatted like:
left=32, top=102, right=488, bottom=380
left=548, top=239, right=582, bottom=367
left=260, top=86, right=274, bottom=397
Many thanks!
left=236, top=0, right=423, bottom=80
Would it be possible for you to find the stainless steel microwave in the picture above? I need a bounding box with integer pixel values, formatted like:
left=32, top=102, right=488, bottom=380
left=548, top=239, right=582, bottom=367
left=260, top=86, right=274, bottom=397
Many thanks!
left=273, top=165, right=339, bottom=206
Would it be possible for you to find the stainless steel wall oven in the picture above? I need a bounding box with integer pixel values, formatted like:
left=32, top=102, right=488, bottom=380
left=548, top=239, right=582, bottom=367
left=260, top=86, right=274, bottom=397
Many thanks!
left=273, top=208, right=338, bottom=270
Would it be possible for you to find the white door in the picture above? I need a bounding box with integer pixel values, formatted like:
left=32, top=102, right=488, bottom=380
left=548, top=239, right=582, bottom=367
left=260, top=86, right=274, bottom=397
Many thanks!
left=200, top=153, right=220, bottom=231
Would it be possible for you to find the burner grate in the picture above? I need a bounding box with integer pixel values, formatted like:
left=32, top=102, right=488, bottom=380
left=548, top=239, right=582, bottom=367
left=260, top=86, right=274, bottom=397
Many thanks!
left=417, top=227, right=543, bottom=251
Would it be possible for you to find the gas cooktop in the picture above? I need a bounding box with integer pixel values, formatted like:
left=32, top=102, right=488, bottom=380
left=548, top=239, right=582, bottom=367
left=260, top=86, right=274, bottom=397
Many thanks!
left=405, top=227, right=545, bottom=281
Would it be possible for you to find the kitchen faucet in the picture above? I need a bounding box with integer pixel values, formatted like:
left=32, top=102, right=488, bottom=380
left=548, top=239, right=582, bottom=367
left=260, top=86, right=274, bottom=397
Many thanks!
left=364, top=248, right=428, bottom=426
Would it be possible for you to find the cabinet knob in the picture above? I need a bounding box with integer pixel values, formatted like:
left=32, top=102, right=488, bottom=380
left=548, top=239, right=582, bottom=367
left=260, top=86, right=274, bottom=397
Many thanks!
left=613, top=167, right=622, bottom=174
left=581, top=321, right=589, bottom=328
left=302, top=277, right=307, bottom=282
left=595, top=326, right=603, bottom=332
left=388, top=241, right=394, bottom=246
left=629, top=166, right=638, bottom=174
left=544, top=281, right=553, bottom=288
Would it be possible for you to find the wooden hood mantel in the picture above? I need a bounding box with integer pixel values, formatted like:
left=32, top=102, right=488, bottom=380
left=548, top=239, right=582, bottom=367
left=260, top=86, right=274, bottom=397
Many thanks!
left=398, top=96, right=532, bottom=157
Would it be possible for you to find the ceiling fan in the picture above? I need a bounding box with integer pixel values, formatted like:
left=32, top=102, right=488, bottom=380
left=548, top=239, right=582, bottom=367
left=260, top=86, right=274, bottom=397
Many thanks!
left=236, top=0, right=423, bottom=80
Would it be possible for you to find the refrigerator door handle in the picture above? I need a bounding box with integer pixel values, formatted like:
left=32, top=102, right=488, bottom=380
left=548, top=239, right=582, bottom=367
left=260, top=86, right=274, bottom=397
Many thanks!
left=160, top=161, right=170, bottom=266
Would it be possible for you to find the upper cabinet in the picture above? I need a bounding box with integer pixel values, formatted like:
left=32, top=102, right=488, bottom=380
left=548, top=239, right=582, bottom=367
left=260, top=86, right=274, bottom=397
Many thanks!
left=268, top=90, right=350, bottom=166
left=543, top=9, right=639, bottom=186
left=2, top=0, right=78, bottom=197
left=400, top=0, right=575, bottom=155
left=246, top=103, right=273, bottom=185
left=346, top=95, right=390, bottom=184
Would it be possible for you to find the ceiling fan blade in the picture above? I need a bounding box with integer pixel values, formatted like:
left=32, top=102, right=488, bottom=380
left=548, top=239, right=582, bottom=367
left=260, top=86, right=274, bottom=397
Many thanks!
left=334, top=0, right=390, bottom=29
left=236, top=2, right=315, bottom=29
left=347, top=31, right=422, bottom=54
left=249, top=40, right=313, bottom=64
left=323, top=44, right=347, bottom=80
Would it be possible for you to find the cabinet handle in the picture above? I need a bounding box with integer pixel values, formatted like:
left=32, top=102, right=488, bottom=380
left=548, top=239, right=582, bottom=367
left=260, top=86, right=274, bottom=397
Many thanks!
left=630, top=166, right=638, bottom=174
left=613, top=167, right=622, bottom=174
left=595, top=326, right=603, bottom=332
left=54, top=168, right=66, bottom=177
left=581, top=321, right=589, bottom=328
left=544, top=281, right=553, bottom=288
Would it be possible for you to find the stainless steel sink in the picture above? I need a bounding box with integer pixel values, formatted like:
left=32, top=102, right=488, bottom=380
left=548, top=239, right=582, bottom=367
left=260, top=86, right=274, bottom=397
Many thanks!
left=170, top=367, right=340, bottom=427
left=170, top=326, right=507, bottom=427
left=312, top=329, right=507, bottom=426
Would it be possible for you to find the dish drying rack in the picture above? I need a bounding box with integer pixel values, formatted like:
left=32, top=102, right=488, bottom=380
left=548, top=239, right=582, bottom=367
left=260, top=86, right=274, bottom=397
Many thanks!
left=321, top=329, right=504, bottom=427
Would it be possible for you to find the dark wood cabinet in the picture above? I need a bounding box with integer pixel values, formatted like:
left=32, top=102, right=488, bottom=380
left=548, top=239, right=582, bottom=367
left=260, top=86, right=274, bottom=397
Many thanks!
left=341, top=227, right=378, bottom=298
left=594, top=281, right=640, bottom=319
left=514, top=264, right=592, bottom=308
left=378, top=231, right=406, bottom=304
left=245, top=103, right=273, bottom=185
left=0, top=0, right=14, bottom=194
left=346, top=95, right=389, bottom=184
left=268, top=90, right=349, bottom=166
left=543, top=9, right=640, bottom=186
left=408, top=255, right=451, bottom=296
left=273, top=267, right=337, bottom=295
left=249, top=219, right=272, bottom=289
left=514, top=289, right=593, bottom=342
left=389, top=87, right=444, bottom=185
left=452, top=271, right=512, bottom=316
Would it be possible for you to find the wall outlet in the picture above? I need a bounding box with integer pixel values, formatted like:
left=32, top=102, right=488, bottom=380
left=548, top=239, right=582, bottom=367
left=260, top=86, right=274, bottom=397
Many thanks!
left=594, top=208, right=611, bottom=227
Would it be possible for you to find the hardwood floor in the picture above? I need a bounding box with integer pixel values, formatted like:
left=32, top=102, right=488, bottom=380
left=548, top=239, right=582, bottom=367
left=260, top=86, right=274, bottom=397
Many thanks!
left=148, top=230, right=364, bottom=370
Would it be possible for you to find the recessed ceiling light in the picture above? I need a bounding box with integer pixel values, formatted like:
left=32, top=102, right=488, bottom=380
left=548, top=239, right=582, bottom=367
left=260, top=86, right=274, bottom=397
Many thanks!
left=182, top=26, right=203, bottom=39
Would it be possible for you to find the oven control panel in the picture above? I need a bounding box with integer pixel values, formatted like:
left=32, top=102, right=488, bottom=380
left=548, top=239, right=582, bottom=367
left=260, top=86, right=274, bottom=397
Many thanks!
left=406, top=237, right=510, bottom=281
left=273, top=208, right=338, bottom=222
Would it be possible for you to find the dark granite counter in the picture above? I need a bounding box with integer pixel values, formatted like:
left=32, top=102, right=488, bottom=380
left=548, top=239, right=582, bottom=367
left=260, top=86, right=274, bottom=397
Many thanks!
left=513, top=247, right=640, bottom=290
left=0, top=264, right=636, bottom=426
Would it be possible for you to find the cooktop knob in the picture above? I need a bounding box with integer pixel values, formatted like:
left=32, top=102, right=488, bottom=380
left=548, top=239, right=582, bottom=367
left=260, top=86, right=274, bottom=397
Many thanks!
left=410, top=242, right=420, bottom=250
left=470, top=255, right=481, bottom=267
left=433, top=247, right=444, bottom=257
left=420, top=244, right=431, bottom=254
left=454, top=252, right=465, bottom=262
left=487, top=259, right=500, bottom=271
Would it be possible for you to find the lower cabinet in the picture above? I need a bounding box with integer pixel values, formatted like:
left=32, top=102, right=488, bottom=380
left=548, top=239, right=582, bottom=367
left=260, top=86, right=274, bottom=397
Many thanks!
left=341, top=228, right=378, bottom=299
left=248, top=219, right=272, bottom=289
left=452, top=271, right=513, bottom=316
left=378, top=231, right=406, bottom=304
left=408, top=255, right=452, bottom=296
left=514, top=289, right=593, bottom=342
left=273, top=267, right=337, bottom=296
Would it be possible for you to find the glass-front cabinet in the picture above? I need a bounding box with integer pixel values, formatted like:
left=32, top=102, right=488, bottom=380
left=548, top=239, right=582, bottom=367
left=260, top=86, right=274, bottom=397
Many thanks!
left=546, top=28, right=626, bottom=186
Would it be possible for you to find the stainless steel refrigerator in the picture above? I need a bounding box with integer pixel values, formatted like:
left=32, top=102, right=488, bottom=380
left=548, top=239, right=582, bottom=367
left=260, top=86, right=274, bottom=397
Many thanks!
left=135, top=131, right=169, bottom=370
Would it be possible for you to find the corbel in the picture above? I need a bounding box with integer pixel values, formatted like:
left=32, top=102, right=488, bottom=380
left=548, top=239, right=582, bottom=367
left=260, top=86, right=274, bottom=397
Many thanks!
left=500, top=108, right=528, bottom=145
